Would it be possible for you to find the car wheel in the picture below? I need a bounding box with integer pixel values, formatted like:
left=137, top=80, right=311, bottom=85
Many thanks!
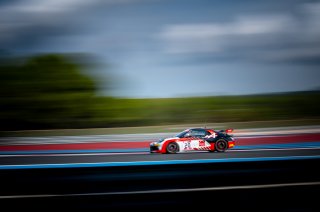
left=215, top=139, right=228, bottom=152
left=166, top=142, right=179, bottom=154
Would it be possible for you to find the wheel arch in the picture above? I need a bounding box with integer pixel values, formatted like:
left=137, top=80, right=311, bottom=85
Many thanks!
left=160, top=139, right=179, bottom=154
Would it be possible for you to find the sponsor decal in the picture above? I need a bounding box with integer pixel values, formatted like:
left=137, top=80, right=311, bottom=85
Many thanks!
left=199, top=140, right=205, bottom=147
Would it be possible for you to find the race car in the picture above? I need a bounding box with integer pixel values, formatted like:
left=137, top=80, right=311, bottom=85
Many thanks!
left=150, top=128, right=235, bottom=154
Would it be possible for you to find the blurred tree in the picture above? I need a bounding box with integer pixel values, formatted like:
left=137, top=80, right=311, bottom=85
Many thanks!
left=1, top=54, right=319, bottom=131
left=0, top=54, right=96, bottom=130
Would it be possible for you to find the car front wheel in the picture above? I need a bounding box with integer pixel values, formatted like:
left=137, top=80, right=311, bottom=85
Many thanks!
left=166, top=142, right=179, bottom=154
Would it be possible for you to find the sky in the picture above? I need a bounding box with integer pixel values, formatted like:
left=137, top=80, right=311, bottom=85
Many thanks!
left=0, top=0, right=320, bottom=98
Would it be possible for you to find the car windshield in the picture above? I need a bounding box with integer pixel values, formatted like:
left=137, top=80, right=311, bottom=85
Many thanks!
left=175, top=130, right=188, bottom=138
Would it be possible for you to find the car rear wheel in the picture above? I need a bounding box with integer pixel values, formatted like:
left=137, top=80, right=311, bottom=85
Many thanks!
left=215, top=139, right=228, bottom=152
left=166, top=142, right=179, bottom=154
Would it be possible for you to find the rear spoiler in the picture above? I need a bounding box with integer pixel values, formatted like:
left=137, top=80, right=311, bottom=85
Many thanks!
left=217, top=128, right=233, bottom=134
left=225, top=128, right=233, bottom=134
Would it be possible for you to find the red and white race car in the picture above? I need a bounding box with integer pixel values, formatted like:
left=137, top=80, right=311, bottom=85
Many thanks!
left=150, top=128, right=235, bottom=154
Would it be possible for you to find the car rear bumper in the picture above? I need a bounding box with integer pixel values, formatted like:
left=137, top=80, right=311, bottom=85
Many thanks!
left=228, top=141, right=235, bottom=148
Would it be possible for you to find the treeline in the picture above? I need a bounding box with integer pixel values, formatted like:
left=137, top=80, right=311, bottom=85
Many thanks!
left=90, top=91, right=320, bottom=127
left=1, top=54, right=319, bottom=130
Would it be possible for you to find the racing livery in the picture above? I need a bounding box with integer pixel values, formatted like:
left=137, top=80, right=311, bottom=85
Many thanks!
left=150, top=128, right=235, bottom=154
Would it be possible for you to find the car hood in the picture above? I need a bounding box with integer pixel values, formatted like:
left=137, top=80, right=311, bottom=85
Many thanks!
left=158, top=137, right=178, bottom=143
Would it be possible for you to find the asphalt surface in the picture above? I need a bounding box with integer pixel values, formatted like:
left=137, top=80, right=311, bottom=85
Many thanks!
left=0, top=148, right=319, bottom=167
left=1, top=127, right=319, bottom=211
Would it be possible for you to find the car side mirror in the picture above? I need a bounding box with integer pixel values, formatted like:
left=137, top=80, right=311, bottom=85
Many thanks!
left=185, top=133, right=191, bottom=138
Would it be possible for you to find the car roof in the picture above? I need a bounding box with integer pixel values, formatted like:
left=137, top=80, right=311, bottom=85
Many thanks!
left=189, top=128, right=212, bottom=131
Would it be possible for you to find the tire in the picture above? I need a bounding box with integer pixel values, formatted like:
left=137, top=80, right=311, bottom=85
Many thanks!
left=215, top=139, right=228, bottom=152
left=166, top=142, right=179, bottom=154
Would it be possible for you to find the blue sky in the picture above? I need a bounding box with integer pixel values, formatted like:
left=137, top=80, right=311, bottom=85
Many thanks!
left=1, top=0, right=320, bottom=97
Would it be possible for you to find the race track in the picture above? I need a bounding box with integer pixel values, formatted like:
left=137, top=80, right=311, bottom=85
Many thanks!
left=0, top=127, right=320, bottom=168
left=0, top=148, right=319, bottom=168
left=1, top=127, right=320, bottom=211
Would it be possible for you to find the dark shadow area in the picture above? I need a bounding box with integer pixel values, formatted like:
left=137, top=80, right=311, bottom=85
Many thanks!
left=1, top=159, right=319, bottom=211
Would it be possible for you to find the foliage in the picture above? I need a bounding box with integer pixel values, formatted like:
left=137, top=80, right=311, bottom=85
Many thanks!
left=0, top=54, right=96, bottom=130
left=0, top=54, right=319, bottom=130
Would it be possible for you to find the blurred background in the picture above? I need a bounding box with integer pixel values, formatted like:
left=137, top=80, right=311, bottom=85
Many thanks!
left=1, top=0, right=320, bottom=131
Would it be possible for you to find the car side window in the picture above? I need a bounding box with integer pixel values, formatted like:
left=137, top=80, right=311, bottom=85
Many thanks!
left=190, top=129, right=206, bottom=138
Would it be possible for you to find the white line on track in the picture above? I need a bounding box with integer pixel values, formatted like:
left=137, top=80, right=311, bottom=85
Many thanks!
left=0, top=147, right=319, bottom=157
left=0, top=155, right=319, bottom=170
left=1, top=181, right=319, bottom=199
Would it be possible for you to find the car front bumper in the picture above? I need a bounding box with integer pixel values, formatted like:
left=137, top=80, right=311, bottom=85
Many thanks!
left=150, top=142, right=162, bottom=153
left=150, top=145, right=161, bottom=153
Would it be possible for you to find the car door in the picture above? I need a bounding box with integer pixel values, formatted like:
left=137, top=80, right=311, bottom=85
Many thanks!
left=189, top=129, right=209, bottom=151
left=180, top=131, right=194, bottom=151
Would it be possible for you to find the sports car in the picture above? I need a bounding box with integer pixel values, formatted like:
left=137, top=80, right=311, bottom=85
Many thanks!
left=150, top=128, right=235, bottom=154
